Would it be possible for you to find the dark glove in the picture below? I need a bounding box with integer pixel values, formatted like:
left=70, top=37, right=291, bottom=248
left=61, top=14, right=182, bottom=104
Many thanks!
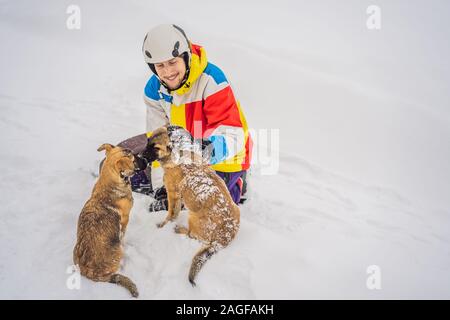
left=196, top=138, right=212, bottom=150
left=194, top=138, right=215, bottom=162
left=133, top=154, right=149, bottom=171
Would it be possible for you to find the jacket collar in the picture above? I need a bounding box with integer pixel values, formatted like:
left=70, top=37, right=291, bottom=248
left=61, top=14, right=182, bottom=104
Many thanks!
left=173, top=44, right=208, bottom=96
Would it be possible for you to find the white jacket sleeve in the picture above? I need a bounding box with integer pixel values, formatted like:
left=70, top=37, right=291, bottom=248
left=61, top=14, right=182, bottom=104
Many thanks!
left=144, top=95, right=169, bottom=133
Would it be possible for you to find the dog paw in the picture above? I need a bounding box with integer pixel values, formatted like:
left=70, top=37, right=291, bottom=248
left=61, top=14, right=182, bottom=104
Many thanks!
left=174, top=225, right=188, bottom=234
left=156, top=221, right=167, bottom=228
left=189, top=277, right=197, bottom=287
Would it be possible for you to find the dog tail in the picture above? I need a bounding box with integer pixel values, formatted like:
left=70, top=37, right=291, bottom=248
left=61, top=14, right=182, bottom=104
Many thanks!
left=188, top=245, right=217, bottom=287
left=109, top=274, right=139, bottom=298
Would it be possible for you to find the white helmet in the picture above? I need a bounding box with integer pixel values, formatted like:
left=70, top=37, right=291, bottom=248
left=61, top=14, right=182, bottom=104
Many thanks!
left=142, top=24, right=191, bottom=67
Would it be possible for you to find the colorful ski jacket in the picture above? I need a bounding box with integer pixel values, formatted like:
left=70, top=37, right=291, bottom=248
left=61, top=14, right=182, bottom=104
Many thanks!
left=144, top=44, right=252, bottom=172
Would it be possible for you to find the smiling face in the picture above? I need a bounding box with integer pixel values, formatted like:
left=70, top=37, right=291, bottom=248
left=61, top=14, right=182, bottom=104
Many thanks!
left=154, top=56, right=186, bottom=90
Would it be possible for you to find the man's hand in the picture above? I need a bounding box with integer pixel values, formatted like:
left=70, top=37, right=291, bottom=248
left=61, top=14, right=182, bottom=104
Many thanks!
left=134, top=154, right=149, bottom=171
left=195, top=136, right=228, bottom=165
left=194, top=138, right=214, bottom=163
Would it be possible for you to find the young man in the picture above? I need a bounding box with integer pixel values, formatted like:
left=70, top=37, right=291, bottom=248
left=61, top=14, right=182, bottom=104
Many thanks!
left=121, top=24, right=252, bottom=211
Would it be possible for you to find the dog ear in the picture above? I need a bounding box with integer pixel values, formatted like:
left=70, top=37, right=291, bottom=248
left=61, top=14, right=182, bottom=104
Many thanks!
left=116, top=158, right=133, bottom=172
left=97, top=143, right=114, bottom=153
left=152, top=127, right=168, bottom=137
left=147, top=127, right=166, bottom=145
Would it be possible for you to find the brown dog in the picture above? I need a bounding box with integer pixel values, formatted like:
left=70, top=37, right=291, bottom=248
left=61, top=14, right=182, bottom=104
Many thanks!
left=73, top=143, right=138, bottom=297
left=140, top=126, right=240, bottom=286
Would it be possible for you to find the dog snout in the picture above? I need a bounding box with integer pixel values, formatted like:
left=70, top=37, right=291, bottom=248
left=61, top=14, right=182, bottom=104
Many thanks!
left=141, top=143, right=158, bottom=163
left=134, top=155, right=148, bottom=171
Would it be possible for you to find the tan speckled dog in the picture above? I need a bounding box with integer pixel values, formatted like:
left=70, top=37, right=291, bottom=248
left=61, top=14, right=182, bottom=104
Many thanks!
left=139, top=126, right=240, bottom=286
left=73, top=143, right=138, bottom=297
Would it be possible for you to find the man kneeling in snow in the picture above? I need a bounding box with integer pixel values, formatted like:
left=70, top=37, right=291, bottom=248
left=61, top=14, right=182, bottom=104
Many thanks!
left=116, top=24, right=252, bottom=212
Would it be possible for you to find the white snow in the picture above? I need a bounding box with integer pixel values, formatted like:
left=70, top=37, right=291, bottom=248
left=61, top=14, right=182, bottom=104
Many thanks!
left=0, top=0, right=449, bottom=299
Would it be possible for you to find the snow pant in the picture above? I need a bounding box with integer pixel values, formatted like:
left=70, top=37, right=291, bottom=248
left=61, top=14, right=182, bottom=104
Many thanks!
left=103, top=133, right=246, bottom=205
left=215, top=171, right=245, bottom=204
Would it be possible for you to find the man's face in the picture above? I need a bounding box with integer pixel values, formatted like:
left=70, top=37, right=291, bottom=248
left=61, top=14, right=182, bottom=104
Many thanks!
left=154, top=56, right=186, bottom=90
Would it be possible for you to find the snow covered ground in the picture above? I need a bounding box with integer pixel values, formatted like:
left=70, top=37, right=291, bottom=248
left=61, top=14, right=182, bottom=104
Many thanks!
left=1, top=0, right=449, bottom=299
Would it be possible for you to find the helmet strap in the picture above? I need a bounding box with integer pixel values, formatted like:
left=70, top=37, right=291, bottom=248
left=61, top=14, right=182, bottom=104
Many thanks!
left=148, top=63, right=157, bottom=75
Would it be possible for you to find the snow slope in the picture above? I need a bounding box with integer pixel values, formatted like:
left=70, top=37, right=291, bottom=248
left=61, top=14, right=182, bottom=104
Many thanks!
left=0, top=0, right=449, bottom=299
